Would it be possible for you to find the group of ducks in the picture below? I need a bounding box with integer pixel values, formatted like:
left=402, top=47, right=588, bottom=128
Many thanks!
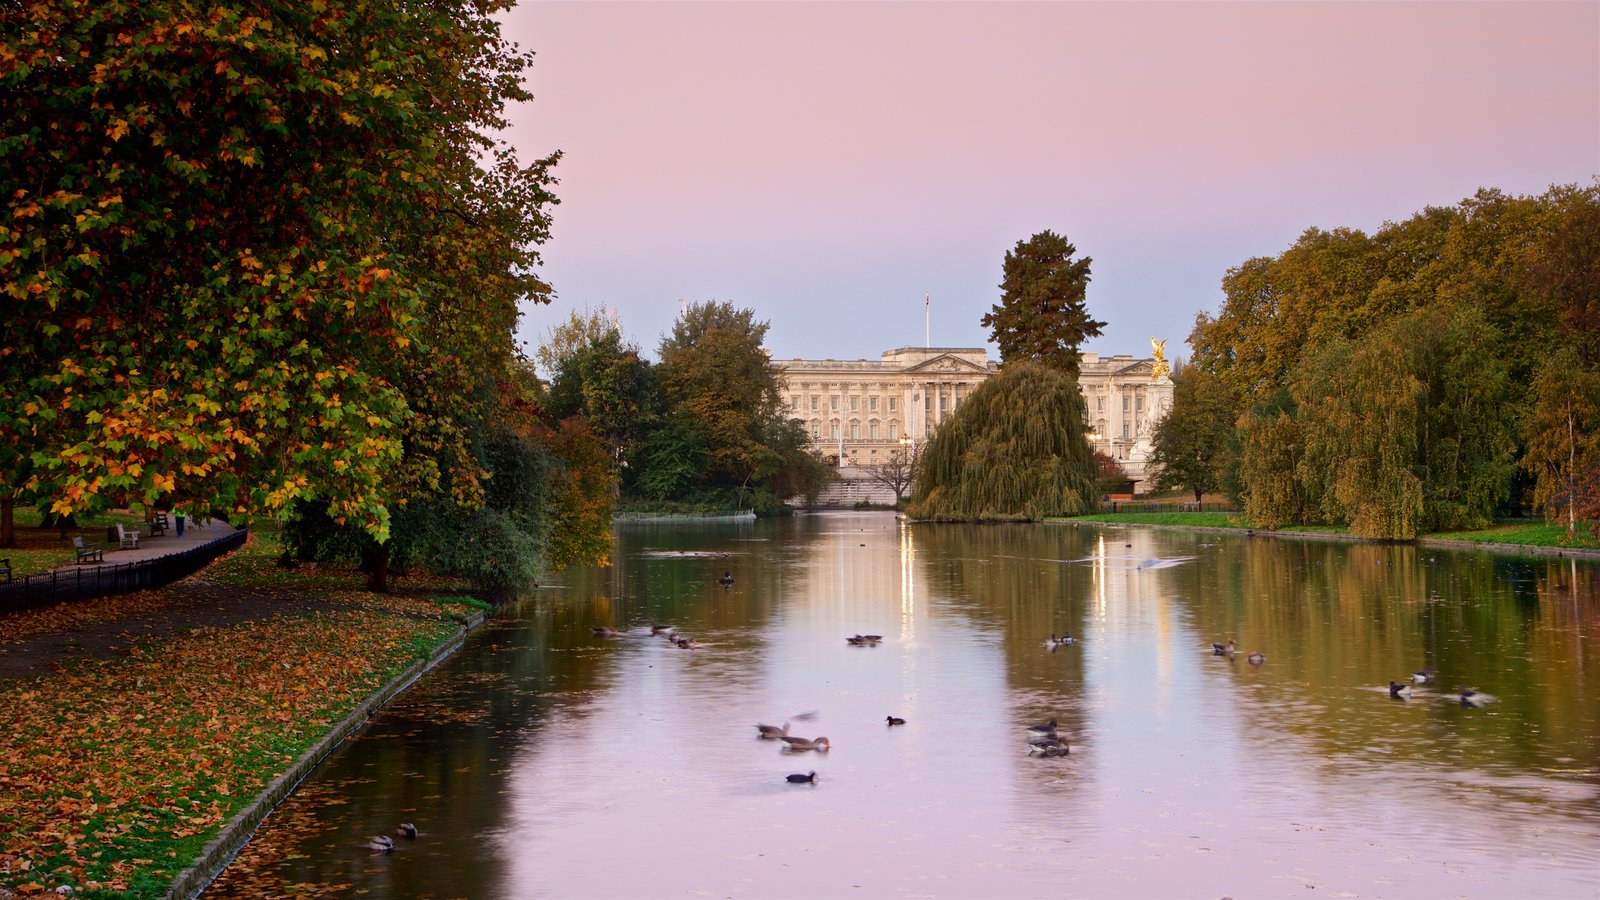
left=755, top=720, right=833, bottom=753
left=846, top=633, right=884, bottom=646
left=591, top=623, right=699, bottom=649
left=1389, top=667, right=1487, bottom=706
left=1211, top=638, right=1266, bottom=666
left=1212, top=638, right=1487, bottom=707
left=367, top=822, right=416, bottom=853
left=758, top=706, right=914, bottom=785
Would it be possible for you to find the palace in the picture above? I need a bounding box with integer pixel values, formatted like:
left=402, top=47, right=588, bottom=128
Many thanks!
left=773, top=346, right=1174, bottom=490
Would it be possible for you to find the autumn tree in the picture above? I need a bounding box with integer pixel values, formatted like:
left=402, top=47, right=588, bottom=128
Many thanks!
left=2, top=0, right=553, bottom=544
left=1520, top=348, right=1600, bottom=539
left=1149, top=366, right=1236, bottom=503
left=981, top=231, right=1104, bottom=379
left=535, top=307, right=623, bottom=381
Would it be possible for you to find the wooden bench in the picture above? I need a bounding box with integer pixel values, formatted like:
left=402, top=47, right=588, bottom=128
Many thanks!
left=149, top=511, right=169, bottom=536
left=1179, top=502, right=1201, bottom=512
left=73, top=536, right=104, bottom=564
left=115, top=524, right=140, bottom=549
left=0, top=558, right=10, bottom=583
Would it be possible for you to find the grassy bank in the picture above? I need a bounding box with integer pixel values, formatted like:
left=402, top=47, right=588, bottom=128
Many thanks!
left=1055, top=511, right=1600, bottom=551
left=0, top=529, right=486, bottom=898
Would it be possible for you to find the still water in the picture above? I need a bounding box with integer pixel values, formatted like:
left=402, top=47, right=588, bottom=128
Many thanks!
left=209, top=512, right=1600, bottom=898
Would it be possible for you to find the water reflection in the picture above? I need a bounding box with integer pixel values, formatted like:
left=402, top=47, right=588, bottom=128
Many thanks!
left=208, top=513, right=1600, bottom=898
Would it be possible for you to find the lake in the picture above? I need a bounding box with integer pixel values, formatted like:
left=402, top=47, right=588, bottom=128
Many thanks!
left=207, top=511, right=1600, bottom=898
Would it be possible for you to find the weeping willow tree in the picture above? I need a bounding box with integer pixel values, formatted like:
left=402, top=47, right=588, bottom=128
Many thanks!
left=906, top=362, right=1099, bottom=521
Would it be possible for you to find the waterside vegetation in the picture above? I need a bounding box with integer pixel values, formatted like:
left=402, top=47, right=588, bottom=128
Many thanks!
left=0, top=529, right=486, bottom=898
left=1153, top=184, right=1600, bottom=543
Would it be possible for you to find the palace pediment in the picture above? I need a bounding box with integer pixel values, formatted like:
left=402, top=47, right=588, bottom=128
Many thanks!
left=900, top=353, right=989, bottom=375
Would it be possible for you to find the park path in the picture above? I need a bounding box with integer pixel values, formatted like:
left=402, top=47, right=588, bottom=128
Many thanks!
left=65, top=517, right=242, bottom=568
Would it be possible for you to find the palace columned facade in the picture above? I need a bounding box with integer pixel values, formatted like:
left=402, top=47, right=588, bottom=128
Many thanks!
left=774, top=346, right=1174, bottom=491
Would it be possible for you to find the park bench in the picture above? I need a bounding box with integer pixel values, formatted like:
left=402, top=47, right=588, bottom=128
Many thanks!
left=115, top=524, right=140, bottom=550
left=1180, top=502, right=1201, bottom=512
left=149, top=511, right=169, bottom=536
left=73, top=536, right=104, bottom=564
left=0, top=558, right=10, bottom=583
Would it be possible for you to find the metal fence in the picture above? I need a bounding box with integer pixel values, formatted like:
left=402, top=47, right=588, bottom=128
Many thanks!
left=1104, top=501, right=1238, bottom=514
left=0, top=528, right=249, bottom=613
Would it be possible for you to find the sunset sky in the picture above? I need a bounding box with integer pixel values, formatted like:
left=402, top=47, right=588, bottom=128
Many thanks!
left=502, top=2, right=1599, bottom=369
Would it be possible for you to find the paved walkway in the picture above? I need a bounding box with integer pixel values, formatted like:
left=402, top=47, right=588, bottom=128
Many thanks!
left=66, top=518, right=244, bottom=569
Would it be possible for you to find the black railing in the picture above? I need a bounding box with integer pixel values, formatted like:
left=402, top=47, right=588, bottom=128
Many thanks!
left=0, top=528, right=248, bottom=613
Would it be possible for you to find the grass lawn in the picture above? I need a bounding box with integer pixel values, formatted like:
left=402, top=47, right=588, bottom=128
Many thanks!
left=1058, top=511, right=1599, bottom=551
left=1060, top=511, right=1242, bottom=528
left=2, top=508, right=152, bottom=578
left=1426, top=521, right=1600, bottom=549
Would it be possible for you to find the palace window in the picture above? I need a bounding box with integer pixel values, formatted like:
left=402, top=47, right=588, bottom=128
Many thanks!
left=1123, top=423, right=1130, bottom=439
left=869, top=422, right=879, bottom=439
left=888, top=397, right=898, bottom=412
left=810, top=396, right=819, bottom=411
left=869, top=396, right=878, bottom=412
left=850, top=422, right=859, bottom=439
left=1136, top=395, right=1144, bottom=412
left=1097, top=397, right=1104, bottom=411
left=851, top=396, right=859, bottom=412
left=831, top=396, right=839, bottom=412
left=1123, top=395, right=1130, bottom=412
left=831, top=421, right=840, bottom=439
left=811, top=423, right=819, bottom=439
left=889, top=422, right=899, bottom=440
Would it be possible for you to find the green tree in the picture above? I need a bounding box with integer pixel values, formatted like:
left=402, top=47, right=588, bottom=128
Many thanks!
left=1293, top=334, right=1423, bottom=539
left=546, top=328, right=661, bottom=479
left=1237, top=395, right=1306, bottom=530
left=1149, top=366, right=1237, bottom=502
left=656, top=301, right=790, bottom=497
left=1520, top=348, right=1600, bottom=539
left=981, top=231, right=1104, bottom=378
left=908, top=362, right=1098, bottom=521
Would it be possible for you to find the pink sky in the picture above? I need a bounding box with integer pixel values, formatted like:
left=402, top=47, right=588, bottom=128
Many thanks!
left=502, top=1, right=1599, bottom=368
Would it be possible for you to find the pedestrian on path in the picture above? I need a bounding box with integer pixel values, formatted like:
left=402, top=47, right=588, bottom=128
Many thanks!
left=175, top=508, right=186, bottom=537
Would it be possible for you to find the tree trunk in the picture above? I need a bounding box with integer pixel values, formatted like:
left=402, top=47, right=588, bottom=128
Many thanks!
left=1193, top=487, right=1203, bottom=503
left=0, top=495, right=13, bottom=548
left=362, top=542, right=391, bottom=593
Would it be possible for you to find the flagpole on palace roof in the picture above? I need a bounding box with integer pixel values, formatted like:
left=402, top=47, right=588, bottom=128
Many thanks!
left=924, top=291, right=929, bottom=349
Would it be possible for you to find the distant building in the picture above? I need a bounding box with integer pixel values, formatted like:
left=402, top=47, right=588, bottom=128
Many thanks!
left=773, top=347, right=1174, bottom=491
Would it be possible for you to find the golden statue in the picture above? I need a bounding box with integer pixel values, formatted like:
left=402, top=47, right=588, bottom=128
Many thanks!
left=1150, top=337, right=1170, bottom=381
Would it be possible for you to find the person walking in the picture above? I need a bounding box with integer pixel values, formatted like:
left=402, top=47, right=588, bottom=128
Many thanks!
left=174, top=508, right=186, bottom=537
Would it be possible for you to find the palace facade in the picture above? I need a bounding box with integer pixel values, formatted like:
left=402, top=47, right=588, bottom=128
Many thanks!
left=774, top=346, right=1174, bottom=490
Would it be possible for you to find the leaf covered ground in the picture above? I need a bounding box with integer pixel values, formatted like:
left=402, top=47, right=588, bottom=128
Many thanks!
left=0, top=533, right=481, bottom=898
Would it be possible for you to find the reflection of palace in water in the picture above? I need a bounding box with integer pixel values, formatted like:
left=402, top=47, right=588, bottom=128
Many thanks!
left=774, top=346, right=1175, bottom=490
